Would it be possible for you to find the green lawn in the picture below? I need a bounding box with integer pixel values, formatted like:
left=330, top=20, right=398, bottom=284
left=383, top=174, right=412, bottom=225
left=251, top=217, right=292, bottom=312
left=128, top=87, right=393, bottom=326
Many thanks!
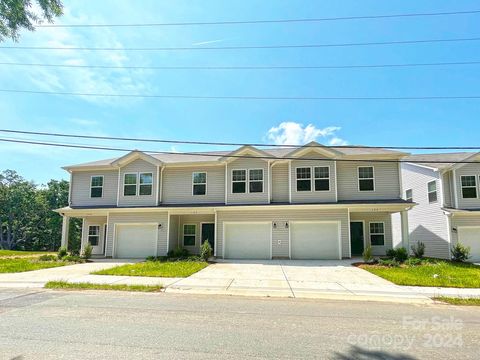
left=92, top=260, right=209, bottom=278
left=360, top=260, right=480, bottom=288
left=45, top=281, right=163, bottom=292
left=0, top=258, right=68, bottom=273
left=0, top=250, right=53, bottom=257
left=434, top=297, right=480, bottom=306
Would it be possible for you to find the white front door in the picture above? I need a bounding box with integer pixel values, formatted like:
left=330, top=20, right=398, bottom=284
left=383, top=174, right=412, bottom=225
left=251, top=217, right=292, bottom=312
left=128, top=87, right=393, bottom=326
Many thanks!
left=224, top=222, right=271, bottom=259
left=458, top=227, right=480, bottom=262
left=87, top=225, right=103, bottom=255
left=290, top=221, right=341, bottom=260
left=115, top=224, right=158, bottom=259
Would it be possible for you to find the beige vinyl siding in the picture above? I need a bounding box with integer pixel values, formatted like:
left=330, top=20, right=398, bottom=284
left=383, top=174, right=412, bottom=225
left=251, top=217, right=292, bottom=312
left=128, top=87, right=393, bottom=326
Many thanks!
left=70, top=170, right=118, bottom=207
left=82, top=216, right=107, bottom=250
left=162, top=165, right=225, bottom=204
left=401, top=163, right=449, bottom=258
left=290, top=157, right=336, bottom=203
left=455, top=164, right=480, bottom=209
left=390, top=212, right=402, bottom=249
left=442, top=171, right=454, bottom=207
left=118, top=159, right=158, bottom=207
left=271, top=163, right=289, bottom=203
left=168, top=215, right=179, bottom=252
left=450, top=215, right=480, bottom=246
left=106, top=212, right=168, bottom=257
left=227, top=158, right=269, bottom=204
left=176, top=214, right=215, bottom=254
left=350, top=212, right=393, bottom=256
left=216, top=208, right=349, bottom=258
left=337, top=161, right=400, bottom=200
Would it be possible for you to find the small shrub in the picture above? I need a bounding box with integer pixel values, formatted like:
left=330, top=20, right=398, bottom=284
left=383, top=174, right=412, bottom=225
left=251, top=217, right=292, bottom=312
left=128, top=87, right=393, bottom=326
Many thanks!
left=167, top=247, right=190, bottom=259
left=386, top=249, right=397, bottom=259
left=62, top=255, right=85, bottom=263
left=451, top=242, right=470, bottom=262
left=82, top=244, right=93, bottom=260
left=200, top=240, right=212, bottom=261
left=378, top=258, right=400, bottom=267
left=57, top=247, right=68, bottom=259
left=362, top=245, right=373, bottom=263
left=386, top=247, right=409, bottom=263
left=38, top=254, right=57, bottom=262
left=411, top=242, right=425, bottom=258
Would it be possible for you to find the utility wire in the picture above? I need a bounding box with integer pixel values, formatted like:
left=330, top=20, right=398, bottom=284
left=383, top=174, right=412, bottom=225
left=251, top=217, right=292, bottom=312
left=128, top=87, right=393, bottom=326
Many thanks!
left=0, top=137, right=478, bottom=164
left=1, top=129, right=479, bottom=151
left=1, top=37, right=479, bottom=51
left=0, top=89, right=478, bottom=101
left=34, top=9, right=480, bottom=27
left=1, top=60, right=479, bottom=70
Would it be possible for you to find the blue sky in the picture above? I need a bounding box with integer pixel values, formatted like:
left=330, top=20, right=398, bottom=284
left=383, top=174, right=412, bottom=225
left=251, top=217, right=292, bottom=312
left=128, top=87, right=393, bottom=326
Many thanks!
left=0, top=0, right=479, bottom=184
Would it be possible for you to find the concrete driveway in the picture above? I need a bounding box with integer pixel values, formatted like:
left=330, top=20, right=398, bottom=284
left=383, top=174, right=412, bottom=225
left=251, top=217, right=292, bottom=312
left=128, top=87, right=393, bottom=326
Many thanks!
left=166, top=259, right=430, bottom=302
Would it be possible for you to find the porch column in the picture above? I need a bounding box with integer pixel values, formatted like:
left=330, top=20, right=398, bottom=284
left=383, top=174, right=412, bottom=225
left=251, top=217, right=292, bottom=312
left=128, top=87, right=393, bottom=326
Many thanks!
left=61, top=215, right=70, bottom=250
left=400, top=211, right=410, bottom=251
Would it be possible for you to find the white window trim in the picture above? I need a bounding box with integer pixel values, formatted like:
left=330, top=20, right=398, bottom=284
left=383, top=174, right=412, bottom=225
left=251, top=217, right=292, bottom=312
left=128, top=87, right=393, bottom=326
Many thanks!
left=295, top=166, right=312, bottom=192
left=87, top=225, right=100, bottom=246
left=139, top=172, right=153, bottom=196
left=358, top=166, right=375, bottom=192
left=369, top=221, right=385, bottom=247
left=460, top=175, right=478, bottom=199
left=90, top=175, right=104, bottom=198
left=405, top=188, right=413, bottom=202
left=192, top=171, right=208, bottom=196
left=123, top=172, right=138, bottom=197
left=248, top=168, right=264, bottom=193
left=231, top=169, right=247, bottom=194
left=427, top=180, right=438, bottom=204
left=183, top=223, right=196, bottom=247
left=313, top=166, right=330, bottom=192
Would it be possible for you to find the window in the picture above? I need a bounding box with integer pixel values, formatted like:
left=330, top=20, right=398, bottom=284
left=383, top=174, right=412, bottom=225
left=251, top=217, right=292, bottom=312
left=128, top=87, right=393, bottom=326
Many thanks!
left=232, top=170, right=246, bottom=193
left=427, top=180, right=438, bottom=203
left=123, top=173, right=137, bottom=196
left=90, top=176, right=103, bottom=198
left=296, top=167, right=311, bottom=191
left=314, top=166, right=330, bottom=191
left=405, top=189, right=413, bottom=202
left=249, top=169, right=264, bottom=193
left=461, top=175, right=477, bottom=199
left=88, top=225, right=100, bottom=246
left=193, top=172, right=207, bottom=195
left=139, top=173, right=153, bottom=195
left=183, top=224, right=196, bottom=246
left=369, top=222, right=385, bottom=246
left=358, top=167, right=374, bottom=191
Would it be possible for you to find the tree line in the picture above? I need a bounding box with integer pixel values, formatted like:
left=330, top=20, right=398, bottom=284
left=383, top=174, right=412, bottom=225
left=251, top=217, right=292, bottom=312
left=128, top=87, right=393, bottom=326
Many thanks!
left=0, top=169, right=81, bottom=252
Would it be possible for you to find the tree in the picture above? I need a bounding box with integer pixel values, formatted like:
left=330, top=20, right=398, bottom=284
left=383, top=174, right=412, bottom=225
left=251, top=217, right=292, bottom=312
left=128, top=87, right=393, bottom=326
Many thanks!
left=0, top=0, right=63, bottom=42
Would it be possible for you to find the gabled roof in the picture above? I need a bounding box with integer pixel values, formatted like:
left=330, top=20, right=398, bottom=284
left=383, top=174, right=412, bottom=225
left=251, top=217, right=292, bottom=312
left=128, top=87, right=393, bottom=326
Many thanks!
left=111, top=150, right=163, bottom=167
left=404, top=152, right=479, bottom=170
left=219, top=145, right=274, bottom=162
left=283, top=141, right=343, bottom=158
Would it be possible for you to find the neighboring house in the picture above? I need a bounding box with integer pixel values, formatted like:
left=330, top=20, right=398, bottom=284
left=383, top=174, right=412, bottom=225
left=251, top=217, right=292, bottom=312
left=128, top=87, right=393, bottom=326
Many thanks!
left=56, top=142, right=414, bottom=259
left=395, top=152, right=480, bottom=262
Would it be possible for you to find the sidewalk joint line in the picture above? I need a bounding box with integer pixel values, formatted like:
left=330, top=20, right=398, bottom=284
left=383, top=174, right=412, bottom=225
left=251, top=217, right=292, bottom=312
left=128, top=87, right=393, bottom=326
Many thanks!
left=280, top=263, right=295, bottom=298
left=225, top=278, right=234, bottom=290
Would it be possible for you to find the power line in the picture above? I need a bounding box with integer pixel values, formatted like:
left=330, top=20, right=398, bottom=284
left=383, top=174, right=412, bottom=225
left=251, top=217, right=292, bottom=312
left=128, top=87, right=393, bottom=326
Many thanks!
left=1, top=129, right=480, bottom=151
left=1, top=60, right=480, bottom=70
left=1, top=36, right=479, bottom=51
left=0, top=137, right=478, bottom=164
left=1, top=89, right=479, bottom=101
left=34, top=9, right=480, bottom=27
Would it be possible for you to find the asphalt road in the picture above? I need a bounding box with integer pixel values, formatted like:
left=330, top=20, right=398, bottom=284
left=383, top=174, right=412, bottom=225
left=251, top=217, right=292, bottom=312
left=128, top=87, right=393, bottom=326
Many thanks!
left=0, top=288, right=479, bottom=359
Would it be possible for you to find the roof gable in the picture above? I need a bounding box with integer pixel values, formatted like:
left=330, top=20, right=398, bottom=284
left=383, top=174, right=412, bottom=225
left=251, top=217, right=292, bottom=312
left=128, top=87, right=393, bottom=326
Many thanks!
left=283, top=141, right=343, bottom=159
left=219, top=145, right=273, bottom=163
left=111, top=151, right=164, bottom=167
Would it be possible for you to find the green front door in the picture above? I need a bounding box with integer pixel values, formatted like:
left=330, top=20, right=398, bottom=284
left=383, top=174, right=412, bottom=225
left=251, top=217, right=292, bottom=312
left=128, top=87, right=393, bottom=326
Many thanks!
left=350, top=222, right=364, bottom=256
left=201, top=223, right=215, bottom=251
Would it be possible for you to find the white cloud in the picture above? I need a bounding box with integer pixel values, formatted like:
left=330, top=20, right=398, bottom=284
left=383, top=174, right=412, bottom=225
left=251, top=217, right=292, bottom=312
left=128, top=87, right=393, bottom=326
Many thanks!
left=266, top=122, right=348, bottom=146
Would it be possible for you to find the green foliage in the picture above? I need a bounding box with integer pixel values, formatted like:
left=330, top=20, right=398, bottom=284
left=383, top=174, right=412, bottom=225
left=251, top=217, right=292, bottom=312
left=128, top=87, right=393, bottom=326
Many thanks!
left=45, top=281, right=163, bottom=292
left=0, top=0, right=63, bottom=42
left=82, top=243, right=93, bottom=260
left=200, top=240, right=212, bottom=261
left=411, top=241, right=426, bottom=258
left=378, top=258, right=400, bottom=267
left=451, top=242, right=470, bottom=262
left=404, top=257, right=423, bottom=266
left=167, top=247, right=190, bottom=259
left=386, top=247, right=409, bottom=263
left=93, top=260, right=208, bottom=278
left=62, top=254, right=84, bottom=263
left=362, top=245, right=373, bottom=263
left=57, top=246, right=67, bottom=259
left=38, top=254, right=57, bottom=261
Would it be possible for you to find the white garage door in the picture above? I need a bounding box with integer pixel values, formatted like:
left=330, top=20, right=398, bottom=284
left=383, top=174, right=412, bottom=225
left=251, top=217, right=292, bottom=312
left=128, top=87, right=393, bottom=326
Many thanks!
left=224, top=222, right=271, bottom=259
left=115, top=224, right=157, bottom=259
left=458, top=227, right=480, bottom=262
left=291, top=221, right=340, bottom=260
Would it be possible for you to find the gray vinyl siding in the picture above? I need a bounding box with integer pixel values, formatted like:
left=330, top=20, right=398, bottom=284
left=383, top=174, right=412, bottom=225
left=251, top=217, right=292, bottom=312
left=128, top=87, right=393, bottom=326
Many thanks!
left=82, top=216, right=107, bottom=251
left=290, top=158, right=336, bottom=203
left=442, top=171, right=453, bottom=208
left=271, top=163, right=289, bottom=203
left=216, top=208, right=349, bottom=258
left=350, top=212, right=393, bottom=256
left=455, top=164, right=480, bottom=209
left=162, top=165, right=225, bottom=204
left=168, top=215, right=179, bottom=252
left=70, top=170, right=118, bottom=207
left=390, top=212, right=403, bottom=249
left=177, top=214, right=215, bottom=254
left=106, top=212, right=168, bottom=257
left=227, top=158, right=269, bottom=204
left=337, top=161, right=401, bottom=201
left=450, top=215, right=480, bottom=245
left=118, top=159, right=158, bottom=207
left=401, top=163, right=449, bottom=258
